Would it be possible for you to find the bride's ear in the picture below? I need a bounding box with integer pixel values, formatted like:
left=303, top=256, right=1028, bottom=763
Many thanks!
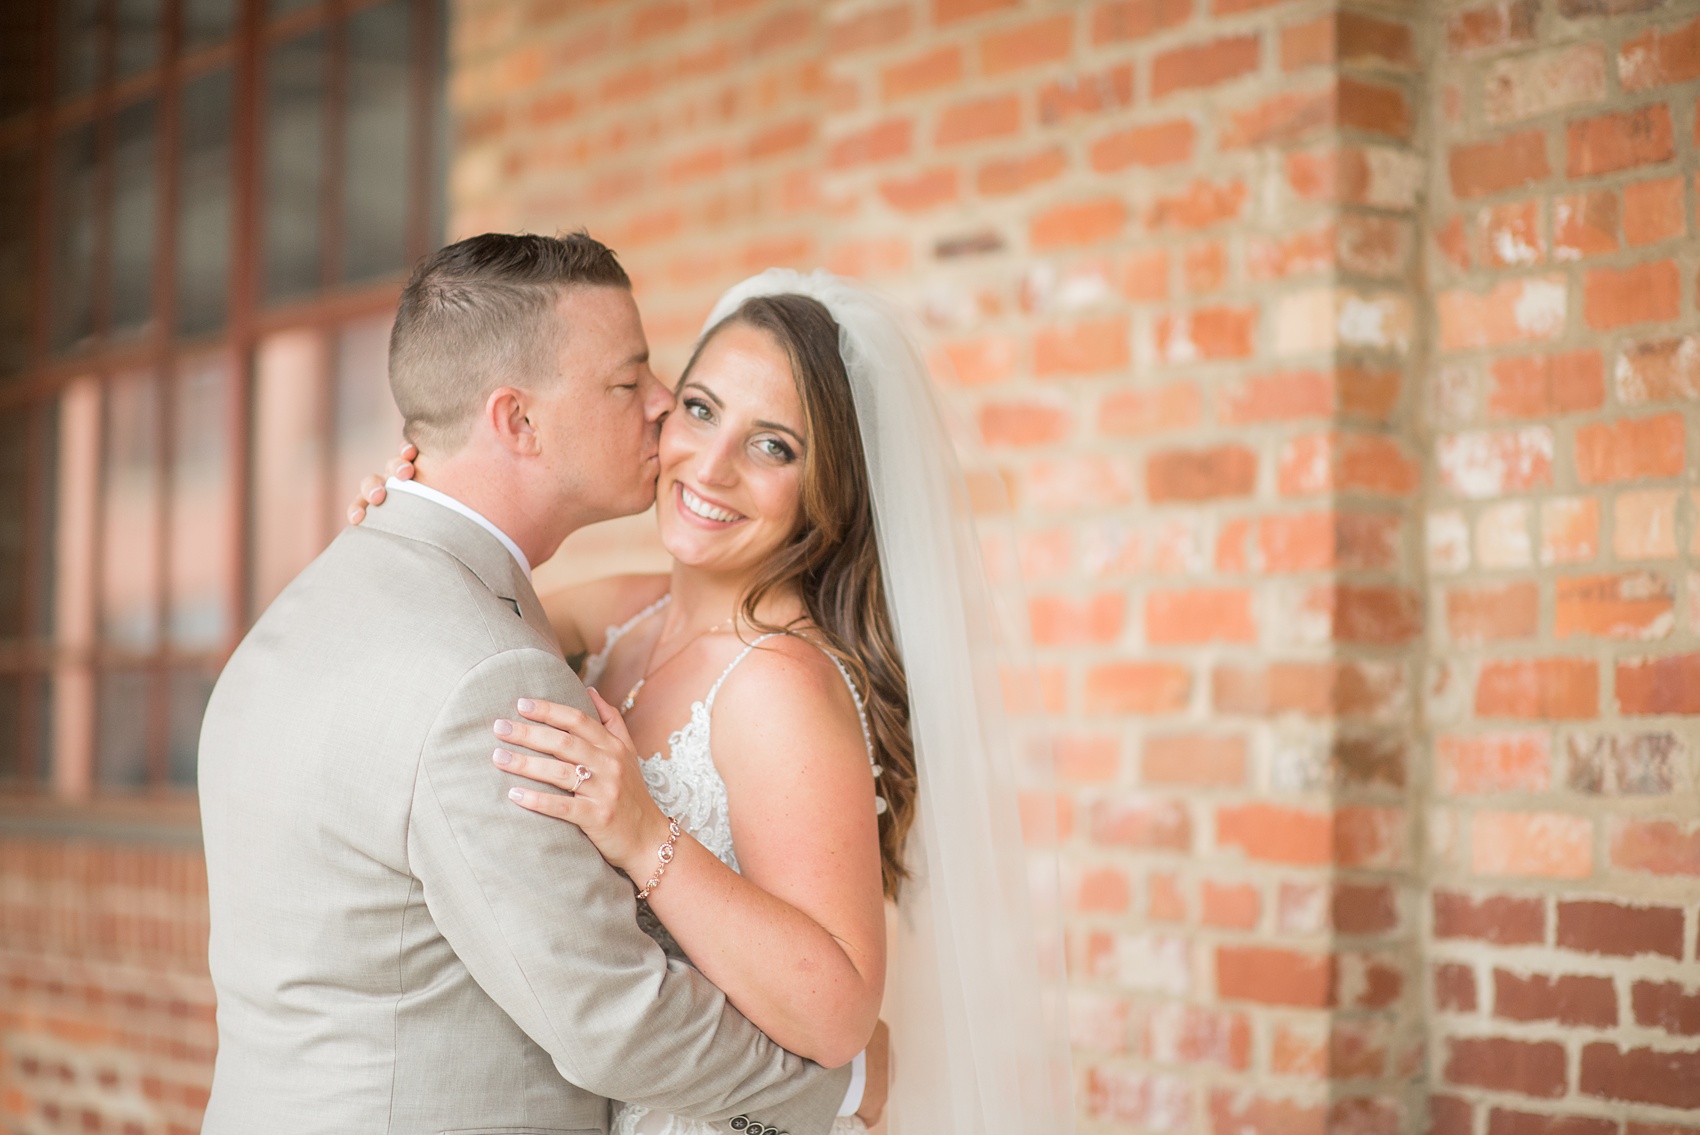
left=486, top=387, right=541, bottom=456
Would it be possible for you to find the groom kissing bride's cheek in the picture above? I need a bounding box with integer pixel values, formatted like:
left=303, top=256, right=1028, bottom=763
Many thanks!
left=199, top=233, right=1068, bottom=1135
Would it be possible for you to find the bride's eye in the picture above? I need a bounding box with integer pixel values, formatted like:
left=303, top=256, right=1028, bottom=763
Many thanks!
left=754, top=436, right=795, bottom=462
left=684, top=398, right=714, bottom=423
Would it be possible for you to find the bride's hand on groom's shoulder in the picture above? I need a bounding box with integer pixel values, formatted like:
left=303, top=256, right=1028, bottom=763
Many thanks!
left=492, top=689, right=675, bottom=880
left=346, top=442, right=418, bottom=525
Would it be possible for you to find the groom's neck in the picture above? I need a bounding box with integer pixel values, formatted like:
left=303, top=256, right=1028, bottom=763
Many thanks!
left=413, top=451, right=570, bottom=571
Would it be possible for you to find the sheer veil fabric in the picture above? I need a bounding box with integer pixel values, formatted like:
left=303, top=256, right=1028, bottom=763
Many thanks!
left=700, top=271, right=1076, bottom=1135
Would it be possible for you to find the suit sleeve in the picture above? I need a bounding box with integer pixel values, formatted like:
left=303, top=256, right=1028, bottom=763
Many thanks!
left=406, top=646, right=852, bottom=1135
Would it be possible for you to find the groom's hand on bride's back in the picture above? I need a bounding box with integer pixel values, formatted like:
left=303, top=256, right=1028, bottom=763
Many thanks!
left=856, top=1019, right=890, bottom=1128
left=346, top=441, right=418, bottom=525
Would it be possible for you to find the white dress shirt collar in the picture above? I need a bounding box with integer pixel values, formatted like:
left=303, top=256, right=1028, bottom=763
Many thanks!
left=384, top=477, right=532, bottom=578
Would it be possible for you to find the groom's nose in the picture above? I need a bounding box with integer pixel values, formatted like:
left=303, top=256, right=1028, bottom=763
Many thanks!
left=641, top=368, right=674, bottom=423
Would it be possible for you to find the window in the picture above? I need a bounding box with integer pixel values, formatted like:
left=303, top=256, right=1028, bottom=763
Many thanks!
left=0, top=0, right=444, bottom=797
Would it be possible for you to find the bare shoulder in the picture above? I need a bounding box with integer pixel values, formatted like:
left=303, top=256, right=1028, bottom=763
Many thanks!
left=711, top=633, right=866, bottom=774
left=538, top=573, right=669, bottom=655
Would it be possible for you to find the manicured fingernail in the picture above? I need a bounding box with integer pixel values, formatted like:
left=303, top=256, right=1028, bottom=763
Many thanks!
left=494, top=719, right=514, bottom=736
left=492, top=748, right=513, bottom=766
left=508, top=787, right=526, bottom=802
left=347, top=509, right=360, bottom=524
left=516, top=698, right=536, bottom=714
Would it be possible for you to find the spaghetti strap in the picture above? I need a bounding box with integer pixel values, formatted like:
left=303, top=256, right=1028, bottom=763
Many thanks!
left=702, top=633, right=783, bottom=711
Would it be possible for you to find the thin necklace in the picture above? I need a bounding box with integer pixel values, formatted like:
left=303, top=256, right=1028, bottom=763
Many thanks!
left=620, top=598, right=737, bottom=712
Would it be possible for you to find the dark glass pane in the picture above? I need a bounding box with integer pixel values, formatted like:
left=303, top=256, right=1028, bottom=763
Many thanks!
left=0, top=409, right=26, bottom=641
left=0, top=675, right=18, bottom=781
left=268, top=0, right=322, bottom=19
left=50, top=124, right=98, bottom=354
left=169, top=356, right=233, bottom=648
left=101, top=371, right=162, bottom=650
left=425, top=0, right=446, bottom=252
left=32, top=399, right=60, bottom=641
left=342, top=0, right=410, bottom=284
left=176, top=68, right=233, bottom=336
left=332, top=314, right=401, bottom=512
left=262, top=29, right=326, bottom=304
left=167, top=667, right=214, bottom=784
left=0, top=148, right=30, bottom=379
left=112, top=97, right=159, bottom=334
left=116, top=0, right=164, bottom=78
left=96, top=668, right=149, bottom=787
left=183, top=0, right=237, bottom=53
left=251, top=330, right=327, bottom=614
left=34, top=674, right=54, bottom=784
left=0, top=1, right=43, bottom=122
left=57, top=0, right=101, bottom=101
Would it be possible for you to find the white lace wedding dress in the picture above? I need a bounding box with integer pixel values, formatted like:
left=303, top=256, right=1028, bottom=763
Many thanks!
left=582, top=597, right=869, bottom=1135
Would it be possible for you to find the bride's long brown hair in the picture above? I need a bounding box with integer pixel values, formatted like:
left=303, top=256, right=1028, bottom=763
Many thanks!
left=681, top=294, right=917, bottom=899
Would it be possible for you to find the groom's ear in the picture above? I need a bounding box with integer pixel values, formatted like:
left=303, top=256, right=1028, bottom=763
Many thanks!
left=486, top=387, right=541, bottom=456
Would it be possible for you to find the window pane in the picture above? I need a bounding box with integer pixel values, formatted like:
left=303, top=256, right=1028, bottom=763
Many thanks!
left=101, top=371, right=162, bottom=651
left=342, top=0, right=410, bottom=284
left=116, top=0, right=165, bottom=79
left=169, top=356, right=233, bottom=649
left=333, top=315, right=401, bottom=528
left=0, top=1, right=44, bottom=122
left=0, top=408, right=28, bottom=641
left=96, top=668, right=149, bottom=787
left=262, top=29, right=326, bottom=304
left=251, top=331, right=327, bottom=614
left=0, top=147, right=34, bottom=380
left=183, top=0, right=237, bottom=53
left=167, top=667, right=214, bottom=785
left=51, top=124, right=98, bottom=354
left=33, top=399, right=61, bottom=641
left=269, top=0, right=323, bottom=20
left=33, top=674, right=54, bottom=785
left=57, top=0, right=101, bottom=101
left=0, top=675, right=19, bottom=782
left=113, top=97, right=159, bottom=334
left=177, top=68, right=234, bottom=337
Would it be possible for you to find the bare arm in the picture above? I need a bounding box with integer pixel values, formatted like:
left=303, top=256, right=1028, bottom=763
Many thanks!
left=499, top=639, right=887, bottom=1067
left=536, top=573, right=667, bottom=664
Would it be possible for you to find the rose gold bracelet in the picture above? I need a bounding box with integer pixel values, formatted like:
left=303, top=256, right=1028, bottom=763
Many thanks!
left=636, top=818, right=682, bottom=901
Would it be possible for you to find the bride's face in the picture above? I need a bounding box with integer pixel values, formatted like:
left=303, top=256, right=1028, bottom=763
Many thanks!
left=656, top=323, right=807, bottom=577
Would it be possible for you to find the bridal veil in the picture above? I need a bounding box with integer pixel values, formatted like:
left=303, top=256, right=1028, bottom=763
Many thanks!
left=701, top=271, right=1076, bottom=1135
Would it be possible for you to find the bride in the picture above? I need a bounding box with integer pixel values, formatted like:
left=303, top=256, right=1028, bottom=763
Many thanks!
left=353, top=270, right=1072, bottom=1134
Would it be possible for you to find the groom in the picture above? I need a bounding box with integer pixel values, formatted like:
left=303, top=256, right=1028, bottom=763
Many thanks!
left=198, top=233, right=856, bottom=1135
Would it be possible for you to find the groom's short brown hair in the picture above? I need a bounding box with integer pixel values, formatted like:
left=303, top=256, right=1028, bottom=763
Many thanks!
left=389, top=231, right=631, bottom=451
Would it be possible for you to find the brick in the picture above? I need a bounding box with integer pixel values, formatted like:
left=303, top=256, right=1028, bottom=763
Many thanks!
left=1495, top=970, right=1617, bottom=1027
left=878, top=167, right=958, bottom=212
left=1152, top=35, right=1260, bottom=99
left=1481, top=199, right=1544, bottom=267
left=1541, top=496, right=1600, bottom=564
left=939, top=336, right=1017, bottom=386
left=1476, top=659, right=1598, bottom=720
left=1584, top=260, right=1682, bottom=330
left=1614, top=489, right=1679, bottom=559
left=1580, top=1045, right=1700, bottom=1109
left=1256, top=511, right=1349, bottom=571
left=1435, top=964, right=1479, bottom=1012
left=1122, top=248, right=1171, bottom=302
left=1616, top=335, right=1700, bottom=402
left=1248, top=224, right=1334, bottom=281
left=1216, top=803, right=1331, bottom=866
left=829, top=4, right=911, bottom=53
left=1211, top=660, right=1403, bottom=719
left=1210, top=1091, right=1327, bottom=1135
left=1279, top=433, right=1420, bottom=498
left=1333, top=882, right=1397, bottom=935
left=1091, top=0, right=1192, bottom=45
left=1147, top=588, right=1257, bottom=645
left=1182, top=243, right=1226, bottom=293
left=1566, top=731, right=1682, bottom=794
left=1216, top=946, right=1332, bottom=1007
left=1031, top=198, right=1126, bottom=249
left=1634, top=981, right=1700, bottom=1036
left=1087, top=1067, right=1194, bottom=1130
left=1024, top=456, right=1137, bottom=512
left=1074, top=864, right=1132, bottom=913
left=1576, top=412, right=1685, bottom=483
left=1434, top=890, right=1545, bottom=944
left=1437, top=275, right=1568, bottom=351
left=1143, top=733, right=1247, bottom=787
left=1148, top=446, right=1257, bottom=503
left=1091, top=120, right=1196, bottom=171
left=977, top=147, right=1067, bottom=196
left=1432, top=1096, right=1475, bottom=1135
left=1038, top=63, right=1135, bottom=124
left=1281, top=15, right=1333, bottom=71
left=1557, top=899, right=1684, bottom=957
left=828, top=118, right=912, bottom=168
left=1196, top=880, right=1259, bottom=930
left=1145, top=178, right=1248, bottom=231
left=1445, top=583, right=1540, bottom=646
left=1089, top=795, right=1192, bottom=850
left=1339, top=11, right=1416, bottom=67
left=980, top=14, right=1073, bottom=75
left=1477, top=501, right=1534, bottom=568
left=1148, top=871, right=1187, bottom=921
left=1619, top=15, right=1700, bottom=90
left=1035, top=316, right=1130, bottom=375
left=1488, top=351, right=1604, bottom=418
left=1437, top=427, right=1554, bottom=498
left=933, top=0, right=1019, bottom=24
left=1553, top=190, right=1620, bottom=259
left=1444, top=1037, right=1567, bottom=1098
left=1222, top=87, right=1337, bottom=149
left=1624, top=178, right=1686, bottom=246
left=880, top=46, right=962, bottom=101
left=1085, top=662, right=1191, bottom=714
left=1472, top=812, right=1594, bottom=879
left=1568, top=104, right=1677, bottom=177
left=1338, top=77, right=1410, bottom=138
left=1054, top=735, right=1121, bottom=782
left=1449, top=131, right=1550, bottom=199
left=1154, top=306, right=1258, bottom=362
left=1555, top=572, right=1674, bottom=639
left=1445, top=1, right=1539, bottom=54
left=1610, top=819, right=1700, bottom=875
left=938, top=94, right=1021, bottom=147
left=1489, top=1112, right=1617, bottom=1135
left=1484, top=44, right=1608, bottom=124
left=1100, top=383, right=1203, bottom=437
left=1438, top=731, right=1550, bottom=795
left=1144, top=1001, right=1252, bottom=1070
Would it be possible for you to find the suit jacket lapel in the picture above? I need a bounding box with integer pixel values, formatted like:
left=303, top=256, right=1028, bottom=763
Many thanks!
left=362, top=491, right=562, bottom=656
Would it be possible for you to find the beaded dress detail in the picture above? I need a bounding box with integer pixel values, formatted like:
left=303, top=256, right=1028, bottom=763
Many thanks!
left=581, top=600, right=872, bottom=1135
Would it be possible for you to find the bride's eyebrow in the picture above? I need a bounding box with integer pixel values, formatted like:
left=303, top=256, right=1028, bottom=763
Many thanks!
left=683, top=380, right=805, bottom=445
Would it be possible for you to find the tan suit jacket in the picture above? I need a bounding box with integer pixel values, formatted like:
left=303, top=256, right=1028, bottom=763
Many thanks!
left=198, top=490, right=849, bottom=1135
